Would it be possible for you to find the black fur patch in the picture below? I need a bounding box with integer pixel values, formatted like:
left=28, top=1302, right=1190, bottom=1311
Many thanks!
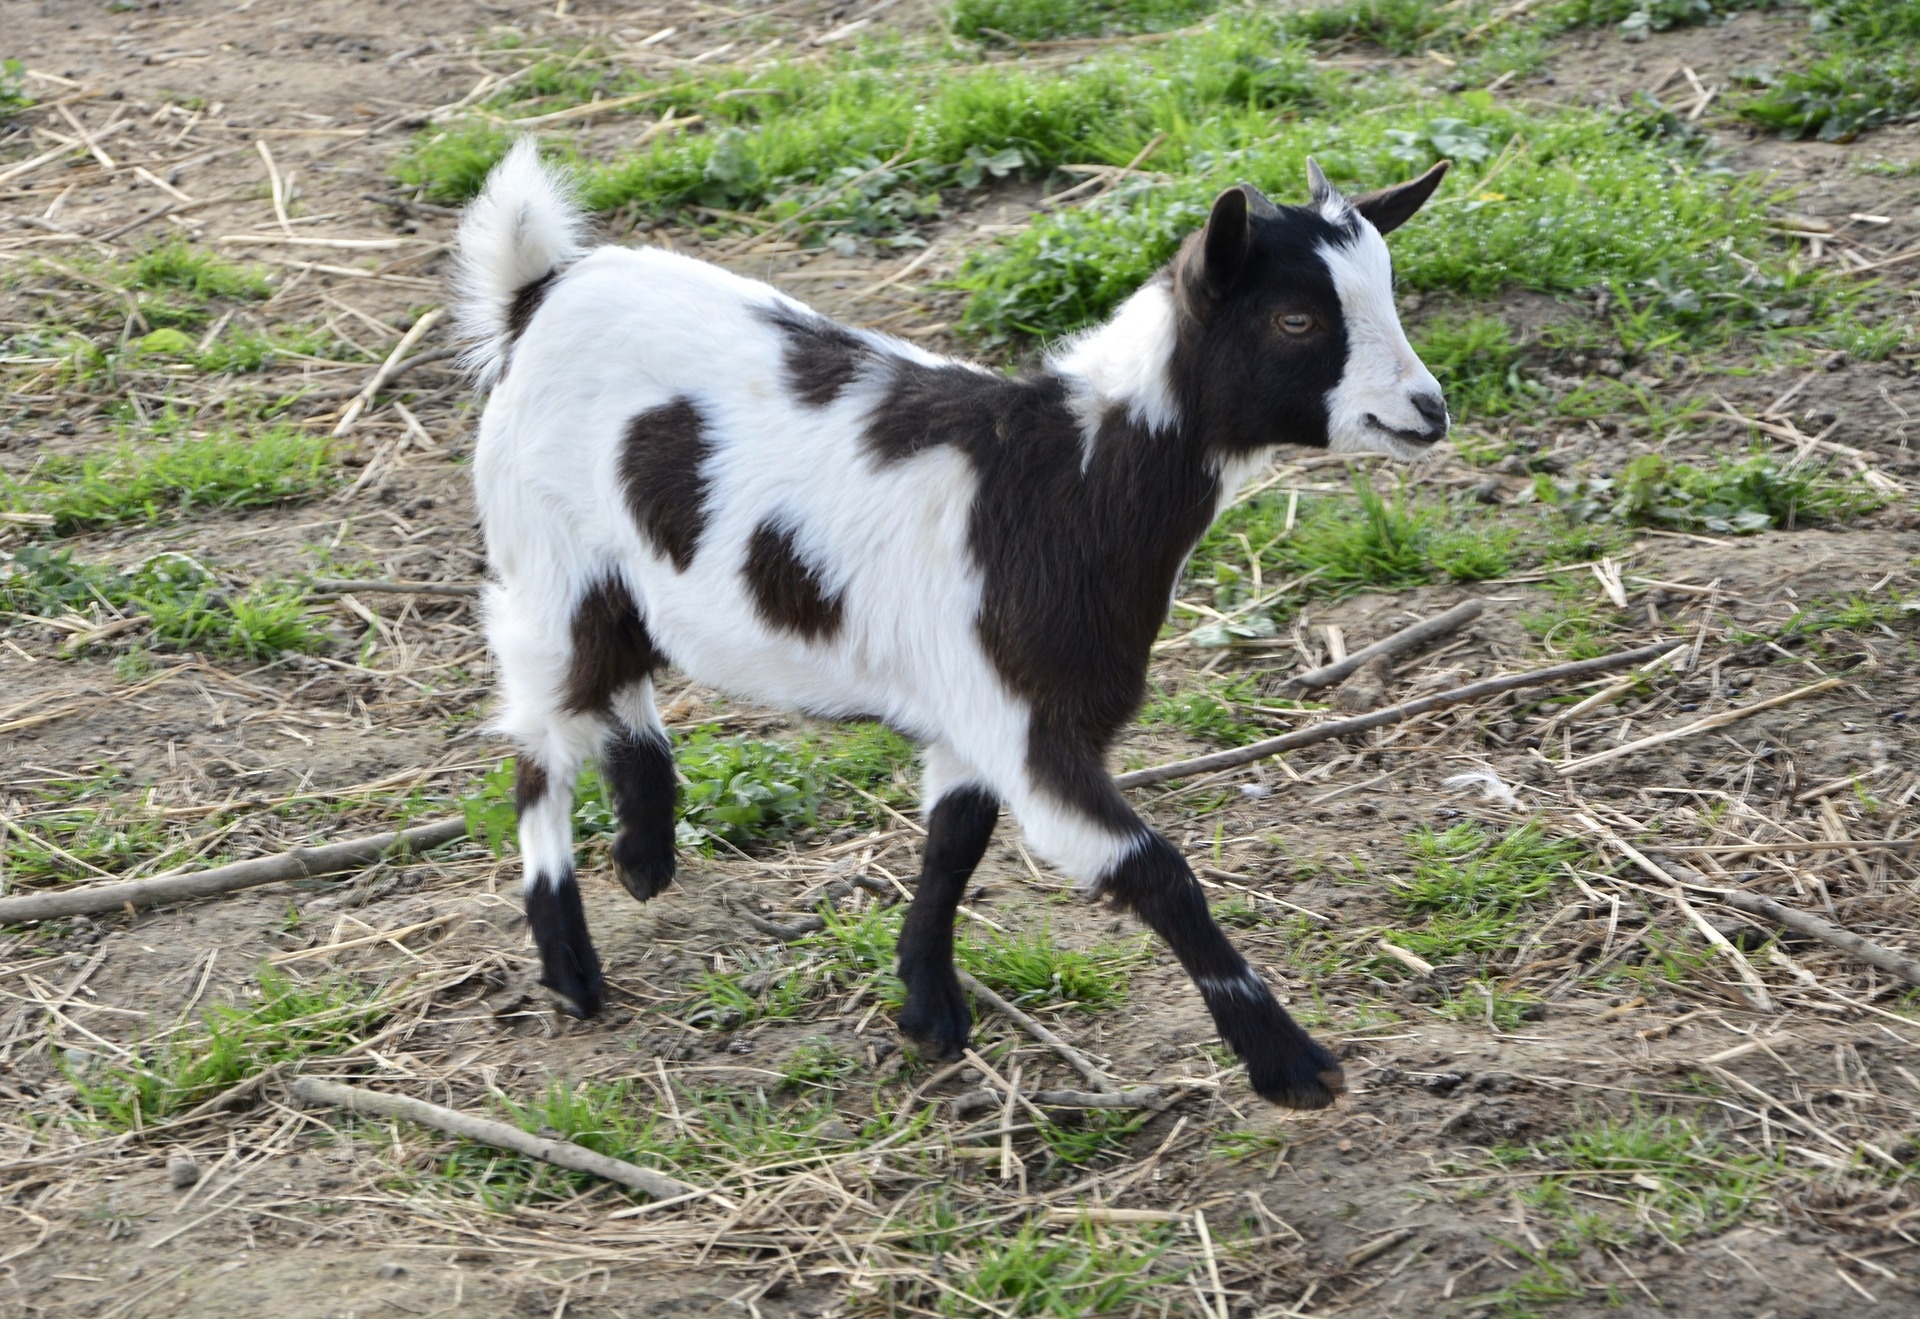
left=514, top=757, right=549, bottom=816
left=506, top=270, right=560, bottom=346
left=524, top=873, right=605, bottom=1018
left=619, top=398, right=712, bottom=572
left=743, top=519, right=845, bottom=641
left=1103, top=833, right=1343, bottom=1109
left=603, top=728, right=677, bottom=903
left=895, top=787, right=999, bottom=1060
left=759, top=304, right=871, bottom=408
left=563, top=575, right=661, bottom=715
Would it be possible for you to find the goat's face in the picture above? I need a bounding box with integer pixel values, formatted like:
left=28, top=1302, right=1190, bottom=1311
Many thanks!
left=1172, top=160, right=1450, bottom=461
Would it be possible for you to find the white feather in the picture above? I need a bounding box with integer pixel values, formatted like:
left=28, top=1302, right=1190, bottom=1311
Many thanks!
left=1441, top=769, right=1524, bottom=810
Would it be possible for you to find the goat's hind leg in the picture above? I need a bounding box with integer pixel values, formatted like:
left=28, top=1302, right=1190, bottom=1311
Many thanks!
left=894, top=749, right=999, bottom=1060
left=515, top=745, right=604, bottom=1018
left=603, top=679, right=677, bottom=903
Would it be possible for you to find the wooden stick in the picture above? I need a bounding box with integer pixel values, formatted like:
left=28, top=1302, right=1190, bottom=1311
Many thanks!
left=1713, top=890, right=1920, bottom=988
left=1026, top=1086, right=1169, bottom=1109
left=287, top=1077, right=716, bottom=1204
left=957, top=970, right=1118, bottom=1093
left=307, top=578, right=481, bottom=598
left=0, top=817, right=469, bottom=924
left=1556, top=677, right=1843, bottom=776
left=1277, top=600, right=1482, bottom=693
left=1586, top=821, right=1773, bottom=1011
left=1116, top=641, right=1675, bottom=790
left=1654, top=835, right=1919, bottom=857
left=332, top=306, right=446, bottom=437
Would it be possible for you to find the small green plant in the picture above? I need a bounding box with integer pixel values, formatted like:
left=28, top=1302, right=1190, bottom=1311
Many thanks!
left=1389, top=822, right=1584, bottom=963
left=1495, top=1108, right=1781, bottom=1246
left=1738, top=1, right=1920, bottom=141
left=676, top=728, right=821, bottom=849
left=0, top=547, right=324, bottom=660
left=1413, top=314, right=1529, bottom=421
left=0, top=59, right=33, bottom=117
left=921, top=1217, right=1184, bottom=1317
left=780, top=1037, right=862, bottom=1089
left=958, top=924, right=1145, bottom=1010
left=129, top=238, right=272, bottom=303
left=68, top=967, right=385, bottom=1129
left=5, top=427, right=334, bottom=532
left=949, top=0, right=1220, bottom=40
left=1141, top=678, right=1272, bottom=747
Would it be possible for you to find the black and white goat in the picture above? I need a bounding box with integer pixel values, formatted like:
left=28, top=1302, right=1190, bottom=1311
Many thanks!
left=456, top=140, right=1449, bottom=1109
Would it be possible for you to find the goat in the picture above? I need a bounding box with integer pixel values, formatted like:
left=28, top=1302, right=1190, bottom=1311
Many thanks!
left=455, top=140, right=1449, bottom=1109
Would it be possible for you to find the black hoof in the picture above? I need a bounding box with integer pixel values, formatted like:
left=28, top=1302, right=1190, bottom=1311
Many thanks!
left=896, top=972, right=972, bottom=1061
left=610, top=828, right=675, bottom=903
left=1247, top=1034, right=1346, bottom=1110
left=525, top=874, right=605, bottom=1019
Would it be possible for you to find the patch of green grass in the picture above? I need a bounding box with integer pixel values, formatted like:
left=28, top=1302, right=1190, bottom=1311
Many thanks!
left=959, top=924, right=1145, bottom=1010
left=675, top=728, right=822, bottom=848
left=2, top=769, right=169, bottom=886
left=949, top=0, right=1221, bottom=40
left=1413, top=313, right=1530, bottom=421
left=0, top=546, right=325, bottom=660
left=813, top=720, right=919, bottom=816
left=392, top=121, right=516, bottom=204
left=1388, top=822, right=1585, bottom=964
left=1202, top=476, right=1513, bottom=597
left=780, top=1037, right=862, bottom=1090
left=430, top=1077, right=857, bottom=1208
left=5, top=426, right=334, bottom=532
left=919, top=1217, right=1184, bottom=1317
left=1540, top=450, right=1881, bottom=536
left=682, top=949, right=817, bottom=1028
left=129, top=238, right=271, bottom=303
left=67, top=967, right=384, bottom=1129
left=1783, top=591, right=1917, bottom=637
left=1435, top=976, right=1546, bottom=1031
left=1738, top=1, right=1920, bottom=142
left=1521, top=588, right=1623, bottom=660
left=1497, top=1108, right=1781, bottom=1246
left=1141, top=677, right=1274, bottom=747
left=0, top=58, right=31, bottom=117
left=956, top=91, right=1790, bottom=344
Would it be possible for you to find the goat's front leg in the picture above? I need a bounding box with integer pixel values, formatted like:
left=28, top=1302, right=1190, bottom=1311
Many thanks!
left=894, top=784, right=999, bottom=1060
left=1104, top=832, right=1343, bottom=1109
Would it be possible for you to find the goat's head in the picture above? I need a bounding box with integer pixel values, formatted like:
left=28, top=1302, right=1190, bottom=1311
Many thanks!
left=1171, top=159, right=1450, bottom=461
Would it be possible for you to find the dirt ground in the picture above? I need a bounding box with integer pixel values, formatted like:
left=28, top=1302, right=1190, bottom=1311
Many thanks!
left=3, top=2, right=1920, bottom=1316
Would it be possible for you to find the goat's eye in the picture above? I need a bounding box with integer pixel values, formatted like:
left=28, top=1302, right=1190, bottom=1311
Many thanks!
left=1277, top=313, right=1315, bottom=336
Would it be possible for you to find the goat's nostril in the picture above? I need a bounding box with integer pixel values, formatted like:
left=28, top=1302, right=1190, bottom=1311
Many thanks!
left=1412, top=391, right=1449, bottom=432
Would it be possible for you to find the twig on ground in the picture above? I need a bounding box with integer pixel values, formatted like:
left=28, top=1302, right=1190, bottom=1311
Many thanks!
left=307, top=579, right=481, bottom=598
left=332, top=306, right=446, bottom=437
left=1277, top=600, right=1482, bottom=694
left=1692, top=884, right=1920, bottom=988
left=0, top=817, right=469, bottom=924
left=957, top=970, right=1118, bottom=1093
left=1118, top=641, right=1675, bottom=789
left=286, top=1077, right=720, bottom=1204
left=1557, top=678, right=1844, bottom=776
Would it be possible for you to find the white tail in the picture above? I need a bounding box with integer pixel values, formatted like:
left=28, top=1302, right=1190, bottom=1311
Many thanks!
left=451, top=138, right=586, bottom=387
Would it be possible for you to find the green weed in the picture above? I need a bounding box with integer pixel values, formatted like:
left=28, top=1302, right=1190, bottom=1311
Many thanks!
left=5, top=427, right=334, bottom=532
left=67, top=967, right=384, bottom=1129
left=1497, top=1108, right=1781, bottom=1246
left=1539, top=450, right=1880, bottom=536
left=430, top=1077, right=855, bottom=1208
left=130, top=238, right=271, bottom=304
left=1, top=769, right=168, bottom=886
left=1141, top=677, right=1273, bottom=747
left=922, top=1217, right=1183, bottom=1317
left=1521, top=589, right=1622, bottom=660
left=1739, top=1, right=1920, bottom=141
left=0, top=59, right=31, bottom=117
left=0, top=546, right=324, bottom=660
left=780, top=1037, right=862, bottom=1090
left=959, top=924, right=1145, bottom=1010
left=1413, top=313, right=1529, bottom=421
left=1389, top=822, right=1584, bottom=963
left=949, top=0, right=1220, bottom=40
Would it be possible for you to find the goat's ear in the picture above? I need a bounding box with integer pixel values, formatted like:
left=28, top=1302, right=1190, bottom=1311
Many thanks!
left=1200, top=185, right=1251, bottom=291
left=1350, top=159, right=1450, bottom=236
left=1305, top=157, right=1340, bottom=209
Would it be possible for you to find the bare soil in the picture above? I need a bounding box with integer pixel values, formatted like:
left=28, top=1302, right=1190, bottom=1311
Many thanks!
left=3, top=3, right=1919, bottom=1318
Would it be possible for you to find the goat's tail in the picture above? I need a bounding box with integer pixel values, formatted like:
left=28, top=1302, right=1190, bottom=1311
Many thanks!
left=452, top=138, right=586, bottom=387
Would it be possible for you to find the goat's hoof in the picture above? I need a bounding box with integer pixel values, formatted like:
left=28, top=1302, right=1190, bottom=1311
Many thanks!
left=540, top=971, right=605, bottom=1020
left=1248, top=1042, right=1346, bottom=1111
left=611, top=833, right=675, bottom=903
left=897, top=988, right=971, bottom=1061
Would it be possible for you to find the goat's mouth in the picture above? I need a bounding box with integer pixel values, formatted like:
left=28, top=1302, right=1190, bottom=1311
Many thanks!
left=1363, top=413, right=1445, bottom=451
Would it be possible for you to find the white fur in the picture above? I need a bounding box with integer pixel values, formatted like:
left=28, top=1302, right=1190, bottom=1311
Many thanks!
left=454, top=139, right=588, bottom=388
left=1050, top=279, right=1182, bottom=464
left=1319, top=223, right=1448, bottom=459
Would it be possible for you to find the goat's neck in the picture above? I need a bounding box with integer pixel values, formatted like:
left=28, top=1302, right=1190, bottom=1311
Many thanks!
left=1048, top=279, right=1185, bottom=441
